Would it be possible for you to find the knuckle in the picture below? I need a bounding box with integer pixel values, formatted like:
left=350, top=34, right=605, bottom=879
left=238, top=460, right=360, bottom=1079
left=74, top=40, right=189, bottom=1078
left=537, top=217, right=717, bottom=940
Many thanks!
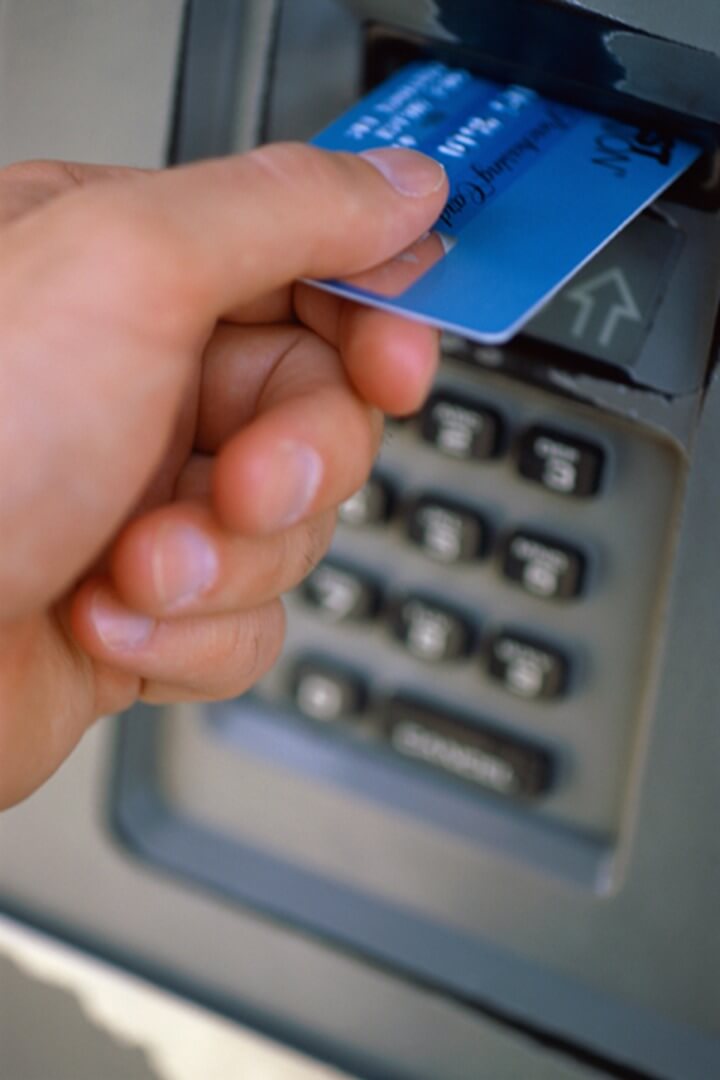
left=262, top=512, right=336, bottom=600
left=256, top=527, right=295, bottom=599
left=344, top=407, right=379, bottom=492
left=298, top=513, right=336, bottom=579
left=244, top=142, right=328, bottom=193
left=369, top=407, right=385, bottom=454
left=0, top=160, right=41, bottom=190
left=0, top=159, right=70, bottom=187
left=0, top=725, right=16, bottom=811
left=242, top=143, right=366, bottom=245
left=255, top=328, right=321, bottom=409
left=234, top=601, right=286, bottom=689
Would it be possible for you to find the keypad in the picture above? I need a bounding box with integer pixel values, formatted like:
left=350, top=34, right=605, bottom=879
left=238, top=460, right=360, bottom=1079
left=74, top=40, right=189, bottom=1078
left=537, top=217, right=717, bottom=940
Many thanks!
left=383, top=695, right=552, bottom=799
left=486, top=632, right=569, bottom=701
left=389, top=596, right=474, bottom=663
left=406, top=495, right=491, bottom=564
left=264, top=356, right=673, bottom=830
left=517, top=425, right=605, bottom=496
left=420, top=391, right=503, bottom=460
left=290, top=659, right=367, bottom=723
left=301, top=560, right=382, bottom=623
left=502, top=530, right=585, bottom=600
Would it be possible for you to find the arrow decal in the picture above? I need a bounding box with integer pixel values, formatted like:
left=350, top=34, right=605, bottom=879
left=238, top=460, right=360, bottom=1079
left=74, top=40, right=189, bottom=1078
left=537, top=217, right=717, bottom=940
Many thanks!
left=566, top=267, right=643, bottom=348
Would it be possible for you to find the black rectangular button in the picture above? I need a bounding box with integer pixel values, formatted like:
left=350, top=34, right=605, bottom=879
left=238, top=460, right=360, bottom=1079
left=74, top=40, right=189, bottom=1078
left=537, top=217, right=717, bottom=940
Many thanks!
left=518, top=425, right=605, bottom=496
left=502, top=531, right=585, bottom=599
left=420, top=391, right=503, bottom=460
left=339, top=471, right=395, bottom=526
left=406, top=495, right=491, bottom=564
left=487, top=632, right=569, bottom=700
left=301, top=560, right=381, bottom=623
left=290, top=658, right=367, bottom=723
left=383, top=696, right=552, bottom=798
left=389, top=595, right=474, bottom=662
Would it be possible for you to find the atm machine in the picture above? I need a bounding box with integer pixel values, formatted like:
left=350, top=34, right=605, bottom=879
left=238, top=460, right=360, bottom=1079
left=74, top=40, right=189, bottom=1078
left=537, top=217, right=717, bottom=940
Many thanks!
left=1, top=2, right=719, bottom=1078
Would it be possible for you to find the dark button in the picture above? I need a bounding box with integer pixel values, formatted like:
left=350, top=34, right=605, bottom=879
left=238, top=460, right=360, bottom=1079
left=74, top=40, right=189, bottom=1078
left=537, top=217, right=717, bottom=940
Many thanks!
left=389, top=596, right=474, bottom=662
left=290, top=659, right=367, bottom=723
left=301, top=560, right=382, bottom=623
left=382, top=695, right=552, bottom=798
left=420, top=391, right=502, bottom=460
left=406, top=496, right=491, bottom=564
left=502, top=530, right=586, bottom=599
left=339, top=472, right=395, bottom=526
left=486, top=632, right=569, bottom=700
left=517, top=425, right=605, bottom=496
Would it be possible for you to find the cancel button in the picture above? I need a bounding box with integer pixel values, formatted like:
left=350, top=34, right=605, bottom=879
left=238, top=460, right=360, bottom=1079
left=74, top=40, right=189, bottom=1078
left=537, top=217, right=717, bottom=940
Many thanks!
left=382, top=696, right=552, bottom=799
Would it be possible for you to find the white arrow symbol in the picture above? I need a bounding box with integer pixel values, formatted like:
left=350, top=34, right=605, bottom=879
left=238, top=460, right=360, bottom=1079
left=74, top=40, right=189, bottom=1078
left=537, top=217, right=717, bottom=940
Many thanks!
left=566, top=267, right=642, bottom=348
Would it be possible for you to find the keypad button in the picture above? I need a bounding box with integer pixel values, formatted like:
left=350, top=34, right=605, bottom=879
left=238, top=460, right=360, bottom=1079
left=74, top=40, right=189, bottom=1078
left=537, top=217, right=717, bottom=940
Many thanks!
left=382, top=695, right=553, bottom=798
left=502, top=531, right=585, bottom=600
left=420, top=391, right=503, bottom=460
left=406, top=496, right=491, bottom=564
left=486, top=633, right=569, bottom=700
left=339, top=472, right=395, bottom=527
left=389, top=596, right=474, bottom=662
left=290, top=659, right=367, bottom=723
left=301, top=561, right=381, bottom=623
left=517, top=425, right=605, bottom=496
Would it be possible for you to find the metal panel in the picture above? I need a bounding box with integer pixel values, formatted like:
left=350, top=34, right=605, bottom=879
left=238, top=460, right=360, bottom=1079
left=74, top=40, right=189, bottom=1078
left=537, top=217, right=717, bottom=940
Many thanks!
left=0, top=0, right=184, bottom=167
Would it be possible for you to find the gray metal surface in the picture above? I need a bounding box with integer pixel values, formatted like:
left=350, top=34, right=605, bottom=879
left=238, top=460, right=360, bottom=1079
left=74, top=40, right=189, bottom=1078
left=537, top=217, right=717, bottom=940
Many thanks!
left=526, top=208, right=720, bottom=393
left=0, top=953, right=160, bottom=1080
left=530, top=214, right=684, bottom=373
left=0, top=915, right=350, bottom=1080
left=0, top=0, right=184, bottom=167
left=554, top=0, right=720, bottom=53
left=173, top=0, right=279, bottom=161
left=264, top=0, right=361, bottom=142
left=345, top=0, right=720, bottom=55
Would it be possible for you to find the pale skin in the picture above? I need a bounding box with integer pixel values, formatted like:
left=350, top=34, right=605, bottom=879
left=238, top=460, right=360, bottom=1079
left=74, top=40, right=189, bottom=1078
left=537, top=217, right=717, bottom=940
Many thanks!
left=0, top=144, right=448, bottom=810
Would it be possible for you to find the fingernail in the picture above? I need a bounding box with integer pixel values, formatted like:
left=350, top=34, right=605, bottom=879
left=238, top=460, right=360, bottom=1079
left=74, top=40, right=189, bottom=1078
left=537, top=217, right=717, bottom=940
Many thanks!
left=153, top=524, right=219, bottom=610
left=257, top=440, right=323, bottom=531
left=361, top=148, right=446, bottom=197
left=91, top=591, right=154, bottom=651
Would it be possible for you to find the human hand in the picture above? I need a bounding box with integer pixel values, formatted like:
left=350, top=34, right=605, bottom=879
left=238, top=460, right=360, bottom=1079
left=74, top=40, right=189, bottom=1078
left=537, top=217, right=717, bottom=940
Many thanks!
left=0, top=145, right=447, bottom=808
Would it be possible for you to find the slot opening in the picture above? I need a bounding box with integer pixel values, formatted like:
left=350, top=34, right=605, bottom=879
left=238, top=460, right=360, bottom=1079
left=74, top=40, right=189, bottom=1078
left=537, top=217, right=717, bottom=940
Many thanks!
left=362, top=23, right=720, bottom=211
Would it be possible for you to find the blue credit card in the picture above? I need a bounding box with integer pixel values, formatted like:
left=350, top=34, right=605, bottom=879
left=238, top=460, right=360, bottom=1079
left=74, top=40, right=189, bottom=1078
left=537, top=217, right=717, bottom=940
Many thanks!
left=309, top=62, right=701, bottom=344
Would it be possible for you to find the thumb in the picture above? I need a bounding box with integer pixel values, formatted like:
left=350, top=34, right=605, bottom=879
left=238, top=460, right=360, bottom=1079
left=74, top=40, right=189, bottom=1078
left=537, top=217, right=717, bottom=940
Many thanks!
left=107, top=143, right=449, bottom=321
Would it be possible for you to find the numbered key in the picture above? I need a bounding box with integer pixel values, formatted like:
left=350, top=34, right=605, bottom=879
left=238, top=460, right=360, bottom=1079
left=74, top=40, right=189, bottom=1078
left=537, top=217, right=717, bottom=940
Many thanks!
left=301, top=561, right=382, bottom=623
left=389, top=596, right=474, bottom=662
left=420, top=390, right=503, bottom=460
left=406, top=496, right=491, bottom=564
left=338, top=472, right=395, bottom=527
left=517, top=425, right=605, bottom=496
left=290, top=659, right=367, bottom=723
left=502, top=530, right=585, bottom=599
left=486, top=632, right=569, bottom=700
